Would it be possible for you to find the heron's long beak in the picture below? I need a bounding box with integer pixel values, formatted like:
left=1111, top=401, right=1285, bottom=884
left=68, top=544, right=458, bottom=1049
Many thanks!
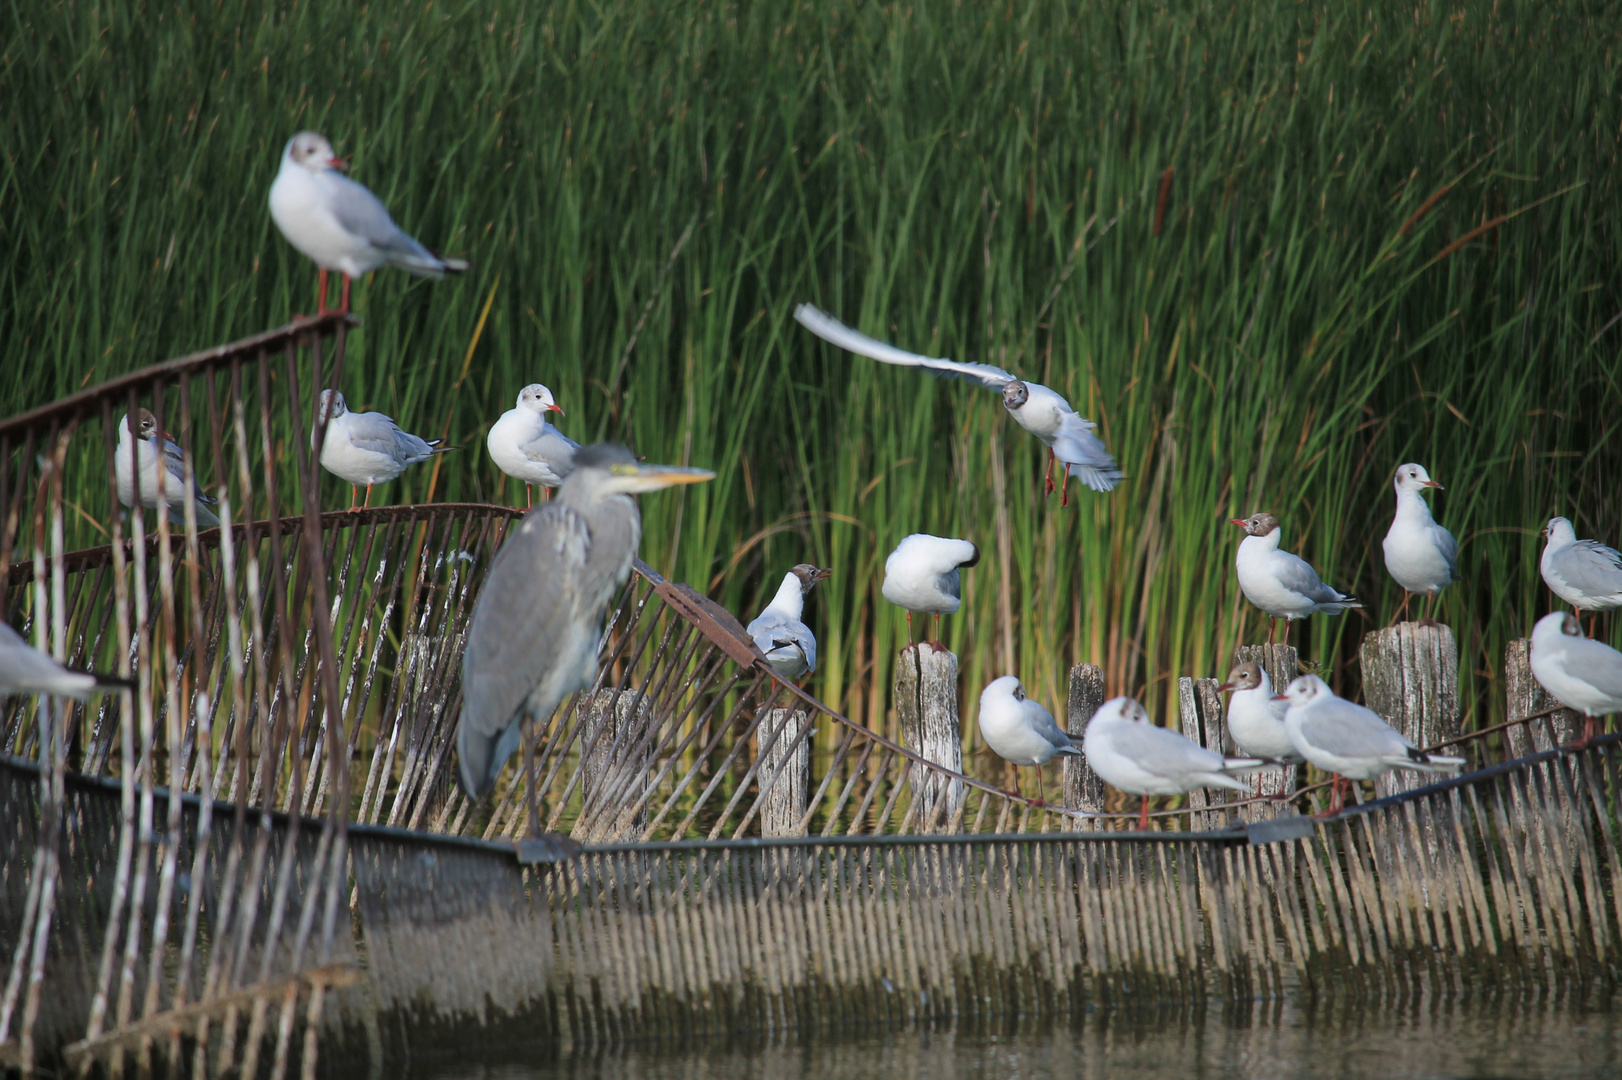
left=630, top=464, right=716, bottom=489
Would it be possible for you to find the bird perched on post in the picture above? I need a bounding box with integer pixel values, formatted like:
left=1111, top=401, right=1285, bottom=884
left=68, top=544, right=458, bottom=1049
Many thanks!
left=881, top=533, right=979, bottom=643
left=794, top=305, right=1123, bottom=505
left=746, top=563, right=833, bottom=683
left=116, top=409, right=220, bottom=528
left=1381, top=463, right=1457, bottom=624
left=0, top=622, right=131, bottom=699
left=1528, top=610, right=1622, bottom=748
left=1539, top=518, right=1622, bottom=636
left=1231, top=513, right=1361, bottom=645
left=1083, top=696, right=1266, bottom=830
left=976, top=675, right=1078, bottom=804
left=316, top=389, right=451, bottom=511
left=456, top=444, right=713, bottom=833
left=1216, top=661, right=1300, bottom=763
left=486, top=384, right=580, bottom=507
left=269, top=131, right=467, bottom=316
left=1276, top=674, right=1464, bottom=815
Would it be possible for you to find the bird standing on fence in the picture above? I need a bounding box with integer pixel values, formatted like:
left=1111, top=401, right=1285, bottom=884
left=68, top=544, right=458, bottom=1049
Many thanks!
left=747, top=564, right=833, bottom=683
left=456, top=444, right=713, bottom=833
left=116, top=409, right=221, bottom=528
left=486, top=384, right=579, bottom=508
left=1276, top=674, right=1464, bottom=815
left=1082, top=696, right=1265, bottom=830
left=1382, top=463, right=1457, bottom=625
left=269, top=131, right=467, bottom=316
left=977, top=675, right=1078, bottom=805
left=882, top=533, right=979, bottom=643
left=1231, top=513, right=1361, bottom=644
left=1528, top=611, right=1622, bottom=748
left=794, top=305, right=1122, bottom=505
left=316, top=390, right=451, bottom=512
left=0, top=622, right=131, bottom=699
left=1539, top=518, right=1622, bottom=636
left=1217, top=662, right=1300, bottom=763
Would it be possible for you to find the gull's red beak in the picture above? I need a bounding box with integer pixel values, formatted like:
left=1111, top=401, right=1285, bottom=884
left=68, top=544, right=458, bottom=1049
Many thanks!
left=1423, top=479, right=1443, bottom=490
left=812, top=567, right=834, bottom=582
left=329, top=155, right=350, bottom=171
left=546, top=403, right=564, bottom=416
left=1271, top=694, right=1289, bottom=703
left=1229, top=518, right=1247, bottom=528
left=1215, top=683, right=1234, bottom=693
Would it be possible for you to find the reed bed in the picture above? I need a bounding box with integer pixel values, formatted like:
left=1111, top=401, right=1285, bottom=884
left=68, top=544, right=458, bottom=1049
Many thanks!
left=4, top=0, right=1619, bottom=752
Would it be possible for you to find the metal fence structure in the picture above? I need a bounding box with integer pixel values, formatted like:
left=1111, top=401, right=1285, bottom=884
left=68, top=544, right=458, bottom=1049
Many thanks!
left=1, top=320, right=1619, bottom=1074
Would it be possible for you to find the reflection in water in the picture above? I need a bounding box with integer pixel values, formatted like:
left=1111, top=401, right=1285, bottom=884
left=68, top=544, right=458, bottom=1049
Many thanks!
left=364, top=994, right=1622, bottom=1079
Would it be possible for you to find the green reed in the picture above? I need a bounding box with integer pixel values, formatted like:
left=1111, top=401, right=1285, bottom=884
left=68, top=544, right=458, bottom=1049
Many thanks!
left=3, top=0, right=1619, bottom=754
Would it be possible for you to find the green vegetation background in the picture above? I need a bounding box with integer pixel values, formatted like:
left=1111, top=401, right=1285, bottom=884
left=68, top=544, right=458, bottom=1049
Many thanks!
left=4, top=0, right=1619, bottom=742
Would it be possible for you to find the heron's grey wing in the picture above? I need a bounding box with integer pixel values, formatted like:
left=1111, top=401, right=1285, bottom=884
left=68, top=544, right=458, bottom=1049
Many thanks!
left=347, top=412, right=436, bottom=462
left=1110, top=722, right=1224, bottom=779
left=794, top=304, right=1016, bottom=389
left=325, top=173, right=437, bottom=261
left=1554, top=541, right=1622, bottom=598
left=1299, top=702, right=1410, bottom=757
left=1271, top=551, right=1347, bottom=604
left=462, top=507, right=592, bottom=748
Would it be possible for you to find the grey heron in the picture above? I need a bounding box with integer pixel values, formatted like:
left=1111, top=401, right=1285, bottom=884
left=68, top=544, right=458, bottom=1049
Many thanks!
left=793, top=304, right=1123, bottom=504
left=455, top=443, right=714, bottom=834
left=269, top=132, right=467, bottom=316
left=1231, top=513, right=1361, bottom=645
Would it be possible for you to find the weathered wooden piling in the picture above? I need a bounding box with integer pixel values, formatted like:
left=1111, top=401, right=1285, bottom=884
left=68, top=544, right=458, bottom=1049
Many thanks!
left=1503, top=638, right=1582, bottom=755
left=1062, top=662, right=1106, bottom=829
left=1176, top=675, right=1227, bottom=830
left=758, top=708, right=812, bottom=837
left=1232, top=644, right=1299, bottom=817
left=572, top=688, right=655, bottom=842
left=896, top=643, right=964, bottom=832
left=1359, top=622, right=1460, bottom=798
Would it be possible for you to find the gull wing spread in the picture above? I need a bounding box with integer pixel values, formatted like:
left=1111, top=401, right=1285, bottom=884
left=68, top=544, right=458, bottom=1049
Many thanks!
left=794, top=304, right=1017, bottom=390
left=1052, top=413, right=1125, bottom=493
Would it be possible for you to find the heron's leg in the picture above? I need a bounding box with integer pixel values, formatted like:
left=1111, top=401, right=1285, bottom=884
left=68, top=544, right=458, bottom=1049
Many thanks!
left=1043, top=451, right=1056, bottom=495
left=523, top=718, right=541, bottom=836
left=1137, top=795, right=1150, bottom=830
left=316, top=268, right=330, bottom=317
left=1059, top=463, right=1072, bottom=508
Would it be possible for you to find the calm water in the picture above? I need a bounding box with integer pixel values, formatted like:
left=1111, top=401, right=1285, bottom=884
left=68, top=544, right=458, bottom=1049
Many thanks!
left=372, top=996, right=1622, bottom=1079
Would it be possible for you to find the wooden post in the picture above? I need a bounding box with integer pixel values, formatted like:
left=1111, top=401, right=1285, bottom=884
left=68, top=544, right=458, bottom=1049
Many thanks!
left=571, top=688, right=655, bottom=843
left=896, top=643, right=964, bottom=833
left=1062, top=662, right=1107, bottom=830
left=758, top=707, right=812, bottom=837
left=1177, top=676, right=1226, bottom=830
left=1233, top=644, right=1299, bottom=816
left=1504, top=638, right=1582, bottom=756
left=1359, top=623, right=1460, bottom=798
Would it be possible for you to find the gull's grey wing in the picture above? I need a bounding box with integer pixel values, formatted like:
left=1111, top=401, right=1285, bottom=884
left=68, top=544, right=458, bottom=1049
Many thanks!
left=1431, top=522, right=1459, bottom=576
left=0, top=623, right=94, bottom=698
left=1298, top=701, right=1411, bottom=758
left=794, top=304, right=1017, bottom=390
left=1272, top=550, right=1349, bottom=604
left=747, top=612, right=817, bottom=673
left=1110, top=722, right=1226, bottom=779
left=160, top=437, right=218, bottom=507
left=347, top=411, right=438, bottom=463
left=521, top=427, right=582, bottom=462
left=1560, top=636, right=1622, bottom=700
left=1052, top=413, right=1124, bottom=493
left=1553, top=540, right=1622, bottom=598
left=325, top=173, right=438, bottom=263
left=1025, top=699, right=1075, bottom=752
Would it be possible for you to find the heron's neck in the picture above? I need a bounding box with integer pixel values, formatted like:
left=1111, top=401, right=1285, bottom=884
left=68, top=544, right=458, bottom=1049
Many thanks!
left=763, top=573, right=805, bottom=620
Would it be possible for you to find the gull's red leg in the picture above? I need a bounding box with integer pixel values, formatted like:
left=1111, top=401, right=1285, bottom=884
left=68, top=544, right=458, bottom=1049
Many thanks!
left=1059, top=462, right=1072, bottom=508
left=339, top=274, right=354, bottom=315
left=1043, top=451, right=1056, bottom=496
left=317, top=268, right=330, bottom=316
left=1138, top=795, right=1151, bottom=830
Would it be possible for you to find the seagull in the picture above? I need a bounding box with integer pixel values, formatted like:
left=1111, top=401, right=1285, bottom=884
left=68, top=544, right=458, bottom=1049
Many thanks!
left=1216, top=661, right=1301, bottom=762
left=881, top=533, right=979, bottom=642
left=794, top=305, right=1123, bottom=505
left=269, top=131, right=467, bottom=316
left=746, top=564, right=833, bottom=683
left=486, top=384, right=580, bottom=507
left=1276, top=674, right=1464, bottom=815
left=1540, top=517, right=1622, bottom=636
left=1231, top=513, right=1361, bottom=644
left=0, top=622, right=131, bottom=699
left=1082, top=696, right=1266, bottom=829
left=116, top=409, right=221, bottom=528
left=1381, top=463, right=1457, bottom=624
left=976, top=675, right=1080, bottom=804
left=1528, top=610, right=1622, bottom=747
left=316, top=389, right=452, bottom=511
